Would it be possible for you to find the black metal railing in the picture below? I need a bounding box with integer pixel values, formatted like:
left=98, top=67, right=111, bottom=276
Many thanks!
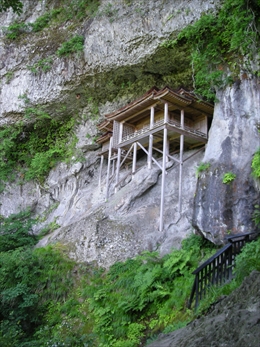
left=188, top=232, right=257, bottom=309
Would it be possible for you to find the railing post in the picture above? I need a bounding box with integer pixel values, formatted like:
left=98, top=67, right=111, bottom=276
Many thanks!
left=195, top=274, right=199, bottom=309
left=189, top=232, right=257, bottom=309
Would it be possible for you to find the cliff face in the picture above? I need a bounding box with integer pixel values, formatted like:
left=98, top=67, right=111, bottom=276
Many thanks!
left=148, top=270, right=260, bottom=347
left=193, top=78, right=260, bottom=244
left=0, top=0, right=259, bottom=267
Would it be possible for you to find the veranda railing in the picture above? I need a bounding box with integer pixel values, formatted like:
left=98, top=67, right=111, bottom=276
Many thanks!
left=188, top=232, right=258, bottom=309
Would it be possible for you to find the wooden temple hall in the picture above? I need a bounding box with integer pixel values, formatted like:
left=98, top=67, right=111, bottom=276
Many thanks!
left=96, top=86, right=214, bottom=231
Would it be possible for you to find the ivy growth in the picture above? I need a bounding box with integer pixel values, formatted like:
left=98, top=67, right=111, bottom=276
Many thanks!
left=0, top=112, right=78, bottom=183
left=163, top=0, right=260, bottom=100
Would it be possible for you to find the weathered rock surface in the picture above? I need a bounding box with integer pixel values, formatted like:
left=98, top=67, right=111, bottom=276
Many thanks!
left=148, top=270, right=260, bottom=347
left=193, top=78, right=260, bottom=244
left=36, top=150, right=202, bottom=267
left=0, top=0, right=259, bottom=266
left=0, top=0, right=219, bottom=123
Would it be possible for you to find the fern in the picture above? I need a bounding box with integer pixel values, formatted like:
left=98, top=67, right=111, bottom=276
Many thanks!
left=252, top=148, right=260, bottom=178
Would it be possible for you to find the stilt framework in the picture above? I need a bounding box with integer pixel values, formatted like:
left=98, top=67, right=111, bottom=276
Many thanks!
left=96, top=86, right=214, bottom=231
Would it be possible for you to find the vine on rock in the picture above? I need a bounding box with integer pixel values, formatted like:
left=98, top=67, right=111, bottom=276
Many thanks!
left=162, top=0, right=260, bottom=100
left=0, top=106, right=78, bottom=184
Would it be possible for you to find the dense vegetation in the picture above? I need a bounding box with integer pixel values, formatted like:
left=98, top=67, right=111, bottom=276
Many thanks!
left=3, top=0, right=100, bottom=41
left=0, top=0, right=23, bottom=14
left=0, top=209, right=259, bottom=347
left=0, top=109, right=78, bottom=187
left=0, top=0, right=260, bottom=345
left=163, top=0, right=260, bottom=100
left=1, top=0, right=259, bottom=186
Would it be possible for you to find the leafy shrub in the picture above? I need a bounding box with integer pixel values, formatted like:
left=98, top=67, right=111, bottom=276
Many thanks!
left=0, top=209, right=37, bottom=252
left=3, top=21, right=29, bottom=39
left=3, top=9, right=61, bottom=40
left=29, top=9, right=61, bottom=32
left=62, top=0, right=100, bottom=20
left=84, top=235, right=217, bottom=346
left=0, top=113, right=78, bottom=183
left=0, top=123, right=23, bottom=181
left=27, top=57, right=54, bottom=73
left=252, top=148, right=260, bottom=178
left=56, top=35, right=84, bottom=57
left=196, top=162, right=210, bottom=177
left=233, top=238, right=260, bottom=283
left=252, top=205, right=260, bottom=227
left=0, top=220, right=259, bottom=347
left=0, top=0, right=23, bottom=14
left=164, top=0, right=260, bottom=100
left=0, top=208, right=89, bottom=347
left=222, top=172, right=236, bottom=184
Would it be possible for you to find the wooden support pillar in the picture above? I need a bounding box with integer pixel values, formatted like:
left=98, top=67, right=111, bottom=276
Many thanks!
left=115, top=122, right=124, bottom=193
left=148, top=134, right=153, bottom=169
left=119, top=122, right=124, bottom=144
left=132, top=142, right=137, bottom=175
left=164, top=102, right=168, bottom=123
left=148, top=106, right=155, bottom=169
left=178, top=109, right=184, bottom=212
left=150, top=106, right=155, bottom=129
left=99, top=154, right=104, bottom=188
left=166, top=139, right=170, bottom=163
left=159, top=102, right=169, bottom=232
left=105, top=137, right=113, bottom=200
left=115, top=148, right=121, bottom=193
left=112, top=158, right=115, bottom=175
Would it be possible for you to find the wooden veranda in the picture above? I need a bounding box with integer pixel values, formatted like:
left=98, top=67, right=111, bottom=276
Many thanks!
left=97, top=86, right=214, bottom=231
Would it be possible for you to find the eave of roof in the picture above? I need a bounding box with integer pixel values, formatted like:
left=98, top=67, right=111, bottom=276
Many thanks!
left=103, top=86, right=214, bottom=122
left=97, top=120, right=113, bottom=131
left=105, top=86, right=159, bottom=122
left=96, top=132, right=112, bottom=144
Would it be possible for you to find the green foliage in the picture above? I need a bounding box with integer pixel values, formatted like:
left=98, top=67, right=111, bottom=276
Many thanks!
left=3, top=21, right=29, bottom=39
left=196, top=162, right=210, bottom=177
left=0, top=95, right=79, bottom=184
left=2, top=1, right=99, bottom=41
left=233, top=237, right=260, bottom=283
left=0, top=112, right=78, bottom=183
left=27, top=56, right=54, bottom=74
left=222, top=172, right=236, bottom=184
left=61, top=0, right=100, bottom=20
left=0, top=209, right=93, bottom=346
left=29, top=9, right=61, bottom=32
left=56, top=35, right=84, bottom=57
left=0, top=246, right=83, bottom=346
left=165, top=0, right=260, bottom=99
left=251, top=148, right=260, bottom=178
left=84, top=235, right=216, bottom=346
left=3, top=9, right=62, bottom=39
left=0, top=215, right=259, bottom=347
left=99, top=2, right=119, bottom=22
left=87, top=96, right=100, bottom=120
left=253, top=205, right=260, bottom=227
left=0, top=123, right=22, bottom=181
left=5, top=71, right=14, bottom=83
left=0, top=209, right=37, bottom=252
left=0, top=0, right=23, bottom=14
